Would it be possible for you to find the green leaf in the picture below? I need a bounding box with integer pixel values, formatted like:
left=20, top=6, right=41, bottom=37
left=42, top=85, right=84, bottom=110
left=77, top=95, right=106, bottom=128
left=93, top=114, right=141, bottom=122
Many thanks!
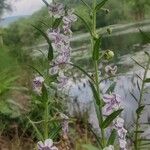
left=102, top=109, right=123, bottom=129
left=89, top=81, right=100, bottom=105
left=42, top=0, right=49, bottom=7
left=92, top=37, right=101, bottom=60
left=69, top=63, right=94, bottom=82
left=106, top=82, right=116, bottom=93
left=82, top=144, right=99, bottom=150
left=28, top=65, right=43, bottom=76
left=107, top=129, right=117, bottom=146
left=95, top=0, right=109, bottom=12
left=27, top=117, right=44, bottom=141
left=42, top=84, right=48, bottom=101
left=75, top=13, right=92, bottom=36
left=144, top=78, right=150, bottom=83
left=80, top=0, right=92, bottom=10
left=52, top=18, right=62, bottom=29
left=136, top=105, right=145, bottom=115
left=32, top=25, right=53, bottom=61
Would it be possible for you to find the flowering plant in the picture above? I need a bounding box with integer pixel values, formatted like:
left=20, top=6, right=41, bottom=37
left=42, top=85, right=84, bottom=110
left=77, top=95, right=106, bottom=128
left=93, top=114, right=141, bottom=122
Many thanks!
left=30, top=0, right=128, bottom=149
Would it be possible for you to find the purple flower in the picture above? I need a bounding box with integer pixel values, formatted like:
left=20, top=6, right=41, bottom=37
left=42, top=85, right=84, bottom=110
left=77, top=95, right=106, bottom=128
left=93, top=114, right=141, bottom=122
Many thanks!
left=57, top=72, right=69, bottom=90
left=117, top=127, right=127, bottom=139
left=33, top=76, right=44, bottom=95
left=48, top=2, right=65, bottom=18
left=113, top=117, right=127, bottom=149
left=103, top=94, right=122, bottom=115
left=114, top=117, right=124, bottom=129
left=63, top=9, right=77, bottom=35
left=37, top=139, right=58, bottom=150
left=105, top=65, right=117, bottom=76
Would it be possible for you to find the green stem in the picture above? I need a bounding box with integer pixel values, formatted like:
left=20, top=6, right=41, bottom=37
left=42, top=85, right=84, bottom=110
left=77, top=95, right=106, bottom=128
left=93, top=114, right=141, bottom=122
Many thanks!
left=44, top=101, right=49, bottom=139
left=92, top=0, right=105, bottom=148
left=134, top=56, right=150, bottom=149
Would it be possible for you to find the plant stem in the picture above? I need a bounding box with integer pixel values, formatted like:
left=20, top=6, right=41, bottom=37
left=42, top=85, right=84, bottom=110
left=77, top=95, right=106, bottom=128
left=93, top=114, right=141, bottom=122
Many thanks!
left=44, top=100, right=49, bottom=139
left=92, top=0, right=105, bottom=148
left=134, top=55, right=150, bottom=149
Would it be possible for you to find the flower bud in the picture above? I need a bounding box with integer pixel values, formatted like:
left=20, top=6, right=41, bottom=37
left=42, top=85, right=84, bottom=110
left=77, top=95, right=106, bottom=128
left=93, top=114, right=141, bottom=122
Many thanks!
left=104, top=50, right=114, bottom=60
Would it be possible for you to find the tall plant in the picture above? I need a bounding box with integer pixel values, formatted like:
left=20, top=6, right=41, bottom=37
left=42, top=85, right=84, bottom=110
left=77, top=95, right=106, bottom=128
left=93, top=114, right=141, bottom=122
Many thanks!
left=31, top=0, right=127, bottom=149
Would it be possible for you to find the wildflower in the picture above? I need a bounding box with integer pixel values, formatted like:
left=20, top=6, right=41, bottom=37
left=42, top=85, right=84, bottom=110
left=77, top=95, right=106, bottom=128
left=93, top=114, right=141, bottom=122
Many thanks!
left=57, top=72, right=69, bottom=90
left=63, top=9, right=77, bottom=35
left=103, top=145, right=114, bottom=150
left=113, top=117, right=127, bottom=149
left=114, top=117, right=124, bottom=129
left=37, top=139, right=58, bottom=150
left=33, top=76, right=44, bottom=95
left=103, top=94, right=122, bottom=115
left=48, top=2, right=65, bottom=18
left=105, top=65, right=117, bottom=76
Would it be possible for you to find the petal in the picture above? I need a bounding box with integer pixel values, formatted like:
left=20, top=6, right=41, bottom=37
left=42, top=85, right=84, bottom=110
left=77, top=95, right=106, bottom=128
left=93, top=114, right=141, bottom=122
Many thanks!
left=51, top=146, right=58, bottom=150
left=37, top=141, right=44, bottom=148
left=44, top=139, right=53, bottom=147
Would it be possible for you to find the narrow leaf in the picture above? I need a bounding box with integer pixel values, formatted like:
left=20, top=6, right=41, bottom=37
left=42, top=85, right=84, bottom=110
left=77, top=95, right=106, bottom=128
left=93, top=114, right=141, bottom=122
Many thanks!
left=106, top=82, right=116, bottom=93
left=144, top=78, right=150, bottom=83
left=81, top=0, right=92, bottom=10
left=136, top=105, right=145, bottom=115
left=92, top=36, right=101, bottom=60
left=27, top=117, right=44, bottom=140
left=28, top=65, right=43, bottom=76
left=102, top=109, right=123, bottom=129
left=89, top=81, right=100, bottom=105
left=107, top=129, right=117, bottom=146
left=95, top=0, right=109, bottom=12
left=52, top=18, right=62, bottom=29
left=32, top=25, right=53, bottom=61
left=69, top=63, right=94, bottom=82
left=42, top=0, right=49, bottom=7
left=75, top=13, right=92, bottom=36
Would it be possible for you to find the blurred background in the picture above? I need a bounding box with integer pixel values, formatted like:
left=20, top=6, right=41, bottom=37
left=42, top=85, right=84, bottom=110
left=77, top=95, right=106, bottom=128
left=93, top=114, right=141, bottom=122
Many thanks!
left=0, top=0, right=150, bottom=149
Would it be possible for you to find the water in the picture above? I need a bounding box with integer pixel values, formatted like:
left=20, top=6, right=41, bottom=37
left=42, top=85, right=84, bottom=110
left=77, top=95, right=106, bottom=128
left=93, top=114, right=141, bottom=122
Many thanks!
left=30, top=20, right=150, bottom=137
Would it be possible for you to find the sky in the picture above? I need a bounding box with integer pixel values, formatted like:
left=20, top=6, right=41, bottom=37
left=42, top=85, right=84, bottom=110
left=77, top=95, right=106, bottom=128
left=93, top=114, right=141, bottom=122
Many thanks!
left=3, top=0, right=51, bottom=18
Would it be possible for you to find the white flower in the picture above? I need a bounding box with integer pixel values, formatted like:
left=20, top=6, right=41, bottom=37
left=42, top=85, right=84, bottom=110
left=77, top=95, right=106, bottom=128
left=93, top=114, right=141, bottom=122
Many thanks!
left=119, top=139, right=127, bottom=149
left=114, top=117, right=124, bottom=129
left=37, top=139, right=58, bottom=150
left=103, top=145, right=114, bottom=150
left=117, top=127, right=127, bottom=139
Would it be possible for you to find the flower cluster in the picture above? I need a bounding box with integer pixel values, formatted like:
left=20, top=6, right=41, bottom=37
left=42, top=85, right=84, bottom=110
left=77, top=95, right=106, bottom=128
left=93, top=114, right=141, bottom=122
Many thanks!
left=33, top=76, right=44, bottom=95
left=37, top=139, right=58, bottom=150
left=48, top=2, right=77, bottom=90
left=102, top=94, right=127, bottom=149
left=113, top=117, right=127, bottom=150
